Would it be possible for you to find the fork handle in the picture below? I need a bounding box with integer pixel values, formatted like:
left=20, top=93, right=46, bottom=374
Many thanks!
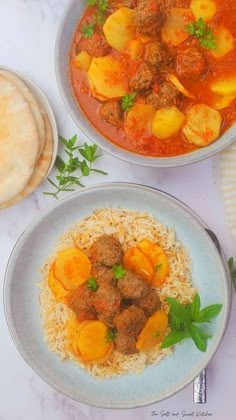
left=193, top=369, right=206, bottom=403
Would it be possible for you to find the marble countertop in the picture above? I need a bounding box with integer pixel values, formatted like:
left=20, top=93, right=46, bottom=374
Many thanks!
left=0, top=1, right=236, bottom=419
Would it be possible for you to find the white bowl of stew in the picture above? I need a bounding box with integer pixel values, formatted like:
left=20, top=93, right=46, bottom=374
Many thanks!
left=55, top=0, right=236, bottom=167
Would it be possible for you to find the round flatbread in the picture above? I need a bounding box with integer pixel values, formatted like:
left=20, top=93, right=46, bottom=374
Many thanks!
left=0, top=113, right=53, bottom=209
left=0, top=75, right=40, bottom=204
left=0, top=69, right=45, bottom=156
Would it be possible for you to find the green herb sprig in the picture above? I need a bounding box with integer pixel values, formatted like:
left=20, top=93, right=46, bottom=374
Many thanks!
left=87, top=276, right=98, bottom=291
left=44, top=135, right=107, bottom=199
left=80, top=0, right=109, bottom=38
left=161, top=294, right=222, bottom=352
left=105, top=329, right=115, bottom=342
left=121, top=92, right=137, bottom=112
left=228, top=257, right=236, bottom=290
left=112, top=264, right=127, bottom=280
left=155, top=264, right=163, bottom=272
left=185, top=18, right=216, bottom=50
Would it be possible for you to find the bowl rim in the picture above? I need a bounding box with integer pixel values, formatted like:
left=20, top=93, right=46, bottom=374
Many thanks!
left=3, top=182, right=232, bottom=408
left=54, top=0, right=236, bottom=168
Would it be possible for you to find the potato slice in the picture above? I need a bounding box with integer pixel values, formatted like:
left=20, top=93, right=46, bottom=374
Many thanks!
left=123, top=246, right=154, bottom=283
left=211, top=75, right=236, bottom=97
left=183, top=104, right=222, bottom=146
left=151, top=106, right=185, bottom=139
left=88, top=56, right=127, bottom=100
left=125, top=39, right=142, bottom=59
left=137, top=239, right=169, bottom=288
left=190, top=0, right=217, bottom=22
left=103, top=8, right=136, bottom=52
left=77, top=320, right=113, bottom=362
left=168, top=73, right=195, bottom=99
left=73, top=51, right=92, bottom=71
left=161, top=8, right=194, bottom=46
left=124, top=103, right=156, bottom=138
left=136, top=310, right=168, bottom=351
left=48, top=263, right=72, bottom=303
left=211, top=93, right=236, bottom=110
left=210, top=26, right=234, bottom=58
left=54, top=247, right=91, bottom=290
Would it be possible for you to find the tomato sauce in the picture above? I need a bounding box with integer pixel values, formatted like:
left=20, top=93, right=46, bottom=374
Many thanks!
left=69, top=0, right=236, bottom=157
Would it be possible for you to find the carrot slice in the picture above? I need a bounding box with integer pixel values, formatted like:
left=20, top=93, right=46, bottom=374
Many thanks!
left=137, top=239, right=169, bottom=287
left=54, top=247, right=91, bottom=291
left=77, top=320, right=113, bottom=362
left=136, top=310, right=168, bottom=351
left=123, top=246, right=154, bottom=283
left=48, top=263, right=72, bottom=303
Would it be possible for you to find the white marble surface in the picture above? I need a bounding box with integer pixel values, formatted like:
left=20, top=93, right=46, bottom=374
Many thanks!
left=0, top=1, right=236, bottom=419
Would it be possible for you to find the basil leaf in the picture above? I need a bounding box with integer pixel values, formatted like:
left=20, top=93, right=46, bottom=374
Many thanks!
left=194, top=304, right=223, bottom=323
left=166, top=297, right=189, bottom=323
left=187, top=324, right=207, bottom=352
left=161, top=330, right=190, bottom=349
left=191, top=293, right=201, bottom=320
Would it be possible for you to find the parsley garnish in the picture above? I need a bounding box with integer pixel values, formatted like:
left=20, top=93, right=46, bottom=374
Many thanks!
left=121, top=92, right=137, bottom=112
left=87, top=276, right=98, bottom=291
left=185, top=18, right=216, bottom=50
left=161, top=294, right=222, bottom=352
left=228, top=257, right=236, bottom=291
left=80, top=0, right=109, bottom=38
left=155, top=263, right=163, bottom=272
left=112, top=264, right=127, bottom=279
left=154, top=331, right=160, bottom=338
left=44, top=135, right=107, bottom=199
left=105, top=329, right=115, bottom=342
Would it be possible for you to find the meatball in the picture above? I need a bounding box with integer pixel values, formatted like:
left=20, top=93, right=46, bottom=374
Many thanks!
left=146, top=82, right=180, bottom=109
left=110, top=0, right=135, bottom=8
left=129, top=62, right=155, bottom=93
left=146, top=41, right=174, bottom=70
left=134, top=289, right=161, bottom=316
left=67, top=282, right=96, bottom=321
left=114, top=332, right=138, bottom=355
left=133, top=0, right=166, bottom=36
left=78, top=31, right=110, bottom=57
left=114, top=305, right=147, bottom=336
left=91, top=264, right=114, bottom=286
left=176, top=46, right=207, bottom=80
left=93, top=284, right=121, bottom=327
left=99, top=101, right=123, bottom=128
left=90, top=235, right=123, bottom=267
left=117, top=270, right=150, bottom=299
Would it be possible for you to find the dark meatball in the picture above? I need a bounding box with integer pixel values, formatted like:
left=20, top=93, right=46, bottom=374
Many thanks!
left=117, top=269, right=150, bottom=299
left=91, top=264, right=114, bottom=286
left=146, top=82, right=180, bottom=109
left=67, top=282, right=96, bottom=321
left=114, top=305, right=147, bottom=336
left=134, top=289, right=161, bottom=316
left=99, top=101, right=123, bottom=128
left=129, top=62, right=155, bottom=93
left=114, top=332, right=138, bottom=355
left=133, top=0, right=166, bottom=36
left=93, top=283, right=121, bottom=327
left=176, top=46, right=207, bottom=80
left=78, top=31, right=111, bottom=57
left=165, top=0, right=189, bottom=10
left=90, top=235, right=123, bottom=266
left=146, top=41, right=174, bottom=70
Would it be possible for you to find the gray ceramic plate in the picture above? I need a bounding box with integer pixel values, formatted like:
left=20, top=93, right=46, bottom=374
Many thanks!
left=4, top=183, right=231, bottom=408
left=55, top=0, right=236, bottom=168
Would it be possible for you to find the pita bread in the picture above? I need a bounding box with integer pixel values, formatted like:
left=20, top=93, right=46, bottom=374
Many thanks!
left=0, top=69, right=45, bottom=156
left=0, top=75, right=40, bottom=204
left=0, top=113, right=53, bottom=209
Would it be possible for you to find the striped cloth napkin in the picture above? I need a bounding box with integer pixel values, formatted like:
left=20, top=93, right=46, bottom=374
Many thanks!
left=219, top=141, right=236, bottom=241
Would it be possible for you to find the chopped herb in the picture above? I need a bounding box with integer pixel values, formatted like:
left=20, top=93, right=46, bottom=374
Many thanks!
left=161, top=294, right=222, bottom=352
left=154, top=331, right=160, bottom=338
left=185, top=18, right=216, bottom=50
left=44, top=135, right=107, bottom=199
left=112, top=264, right=127, bottom=279
left=155, top=263, right=163, bottom=272
left=87, top=276, right=98, bottom=291
left=121, top=92, right=137, bottom=112
left=228, top=257, right=236, bottom=291
left=81, top=22, right=94, bottom=39
left=105, top=329, right=115, bottom=342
